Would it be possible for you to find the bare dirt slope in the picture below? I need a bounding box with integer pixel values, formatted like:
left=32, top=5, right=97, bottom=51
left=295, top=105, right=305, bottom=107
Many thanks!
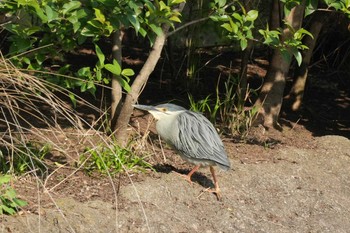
left=1, top=134, right=350, bottom=233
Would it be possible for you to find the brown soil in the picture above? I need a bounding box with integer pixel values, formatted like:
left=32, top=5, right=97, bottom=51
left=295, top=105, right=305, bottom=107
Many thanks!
left=1, top=116, right=350, bottom=232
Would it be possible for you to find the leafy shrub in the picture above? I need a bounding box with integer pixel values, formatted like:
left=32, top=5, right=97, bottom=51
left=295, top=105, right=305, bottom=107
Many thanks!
left=0, top=0, right=185, bottom=98
left=0, top=174, right=27, bottom=215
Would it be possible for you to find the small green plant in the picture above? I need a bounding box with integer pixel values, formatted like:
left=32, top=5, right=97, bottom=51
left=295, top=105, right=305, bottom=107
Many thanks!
left=188, top=72, right=259, bottom=137
left=188, top=93, right=212, bottom=113
left=188, top=73, right=223, bottom=123
left=230, top=104, right=259, bottom=137
left=188, top=93, right=221, bottom=123
left=0, top=142, right=50, bottom=175
left=0, top=174, right=28, bottom=215
left=220, top=73, right=259, bottom=137
left=79, top=144, right=153, bottom=175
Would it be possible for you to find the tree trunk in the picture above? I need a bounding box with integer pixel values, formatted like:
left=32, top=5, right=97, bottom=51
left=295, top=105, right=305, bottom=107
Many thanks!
left=113, top=3, right=186, bottom=146
left=285, top=12, right=325, bottom=111
left=268, top=0, right=282, bottom=60
left=254, top=1, right=306, bottom=128
left=110, top=30, right=124, bottom=130
left=269, top=0, right=282, bottom=30
left=113, top=25, right=171, bottom=145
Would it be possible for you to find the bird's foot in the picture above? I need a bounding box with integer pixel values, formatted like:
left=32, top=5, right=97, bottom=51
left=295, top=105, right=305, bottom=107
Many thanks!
left=172, top=165, right=200, bottom=185
left=173, top=171, right=193, bottom=185
left=197, top=187, right=222, bottom=201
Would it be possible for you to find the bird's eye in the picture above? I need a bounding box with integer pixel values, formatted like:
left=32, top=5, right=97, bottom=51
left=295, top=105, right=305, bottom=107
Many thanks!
left=160, top=108, right=167, bottom=112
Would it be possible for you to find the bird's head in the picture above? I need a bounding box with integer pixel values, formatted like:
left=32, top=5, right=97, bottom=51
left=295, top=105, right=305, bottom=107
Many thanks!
left=133, top=103, right=186, bottom=120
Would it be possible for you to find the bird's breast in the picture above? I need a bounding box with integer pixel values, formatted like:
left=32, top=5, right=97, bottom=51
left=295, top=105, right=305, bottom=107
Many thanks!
left=155, top=114, right=180, bottom=146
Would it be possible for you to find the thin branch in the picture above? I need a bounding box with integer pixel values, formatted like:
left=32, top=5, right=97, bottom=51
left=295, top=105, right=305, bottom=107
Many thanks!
left=167, top=17, right=209, bottom=36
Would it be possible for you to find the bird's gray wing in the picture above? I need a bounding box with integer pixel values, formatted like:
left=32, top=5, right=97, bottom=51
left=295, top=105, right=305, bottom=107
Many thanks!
left=174, top=111, right=230, bottom=170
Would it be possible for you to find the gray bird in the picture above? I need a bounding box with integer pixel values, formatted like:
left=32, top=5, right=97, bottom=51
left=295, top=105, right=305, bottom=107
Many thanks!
left=133, top=103, right=230, bottom=198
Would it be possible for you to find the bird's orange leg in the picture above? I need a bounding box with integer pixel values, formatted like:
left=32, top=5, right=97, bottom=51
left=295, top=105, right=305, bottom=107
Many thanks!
left=174, top=165, right=200, bottom=185
left=205, top=166, right=222, bottom=200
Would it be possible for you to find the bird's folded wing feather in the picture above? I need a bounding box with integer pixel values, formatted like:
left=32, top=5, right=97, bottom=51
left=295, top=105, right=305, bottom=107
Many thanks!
left=175, top=111, right=230, bottom=169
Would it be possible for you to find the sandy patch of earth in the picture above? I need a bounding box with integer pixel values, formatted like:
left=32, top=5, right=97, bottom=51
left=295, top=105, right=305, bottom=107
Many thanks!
left=1, top=134, right=350, bottom=232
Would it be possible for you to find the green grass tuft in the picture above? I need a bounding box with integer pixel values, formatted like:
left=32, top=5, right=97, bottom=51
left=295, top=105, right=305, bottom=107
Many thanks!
left=0, top=142, right=50, bottom=175
left=79, top=144, right=153, bottom=175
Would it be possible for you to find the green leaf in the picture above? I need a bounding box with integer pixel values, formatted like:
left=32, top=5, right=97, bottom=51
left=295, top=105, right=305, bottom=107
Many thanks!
left=145, top=1, right=156, bottom=12
left=283, top=0, right=301, bottom=16
left=105, top=60, right=121, bottom=75
left=240, top=38, right=248, bottom=50
left=138, top=27, right=147, bottom=37
left=159, top=1, right=169, bottom=11
left=293, top=50, right=302, bottom=66
left=1, top=205, right=16, bottom=215
left=35, top=53, right=46, bottom=65
left=95, top=44, right=105, bottom=67
left=88, top=20, right=102, bottom=29
left=218, top=15, right=230, bottom=21
left=305, top=0, right=318, bottom=17
left=12, top=198, right=28, bottom=207
left=127, top=14, right=140, bottom=32
left=33, top=6, right=48, bottom=23
left=246, top=30, right=253, bottom=39
left=22, top=57, right=31, bottom=65
left=329, top=2, right=342, bottom=10
left=0, top=175, right=11, bottom=184
left=26, top=26, right=41, bottom=36
left=149, top=24, right=163, bottom=36
left=295, top=28, right=314, bottom=39
left=72, top=21, right=81, bottom=33
left=121, top=68, right=135, bottom=77
left=171, top=0, right=186, bottom=4
left=169, top=15, right=181, bottom=23
left=3, top=24, right=20, bottom=35
left=62, top=1, right=81, bottom=15
left=77, top=67, right=92, bottom=78
left=81, top=26, right=96, bottom=37
left=115, top=77, right=131, bottom=93
left=103, top=78, right=110, bottom=84
left=45, top=5, right=57, bottom=22
left=87, top=81, right=95, bottom=90
left=217, top=0, right=227, bottom=8
left=246, top=10, right=258, bottom=21
left=221, top=23, right=233, bottom=32
left=80, top=83, right=87, bottom=92
left=231, top=22, right=239, bottom=34
left=209, top=15, right=219, bottom=21
left=159, top=1, right=168, bottom=11
left=67, top=12, right=78, bottom=24
left=76, top=9, right=88, bottom=19
left=94, top=8, right=106, bottom=24
left=258, top=29, right=266, bottom=36
left=232, top=13, right=243, bottom=24
left=9, top=37, right=32, bottom=54
left=69, top=93, right=77, bottom=108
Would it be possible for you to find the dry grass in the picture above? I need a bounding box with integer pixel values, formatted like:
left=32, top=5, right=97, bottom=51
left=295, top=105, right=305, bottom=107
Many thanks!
left=0, top=53, right=153, bottom=231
